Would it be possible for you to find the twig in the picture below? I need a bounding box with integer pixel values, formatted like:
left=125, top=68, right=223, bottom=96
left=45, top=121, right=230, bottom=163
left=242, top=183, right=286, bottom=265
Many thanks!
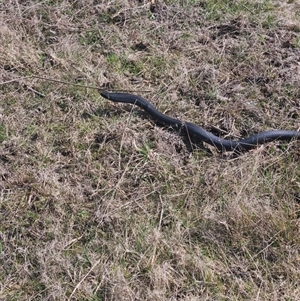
left=0, top=76, right=45, bottom=97
left=67, top=258, right=101, bottom=301
left=0, top=75, right=152, bottom=93
left=0, top=76, right=32, bottom=85
left=31, top=75, right=152, bottom=92
left=31, top=75, right=103, bottom=90
left=23, top=84, right=45, bottom=97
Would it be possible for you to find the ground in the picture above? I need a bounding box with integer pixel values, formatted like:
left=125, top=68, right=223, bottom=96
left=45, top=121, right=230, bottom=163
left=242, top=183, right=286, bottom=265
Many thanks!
left=0, top=0, right=300, bottom=300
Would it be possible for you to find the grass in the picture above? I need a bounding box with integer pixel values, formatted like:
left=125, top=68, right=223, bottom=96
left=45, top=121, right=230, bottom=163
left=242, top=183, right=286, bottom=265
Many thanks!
left=0, top=0, right=300, bottom=300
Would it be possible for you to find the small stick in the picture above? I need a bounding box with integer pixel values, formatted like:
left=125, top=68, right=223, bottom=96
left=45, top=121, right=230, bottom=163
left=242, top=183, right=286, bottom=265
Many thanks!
left=31, top=75, right=103, bottom=90
left=67, top=258, right=101, bottom=301
left=33, top=75, right=152, bottom=93
left=0, top=75, right=152, bottom=93
left=0, top=76, right=32, bottom=85
left=23, top=84, right=46, bottom=97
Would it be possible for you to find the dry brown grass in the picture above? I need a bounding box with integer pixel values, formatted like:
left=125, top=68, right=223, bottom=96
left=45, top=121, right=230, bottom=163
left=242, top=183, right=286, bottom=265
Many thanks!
left=0, top=0, right=300, bottom=300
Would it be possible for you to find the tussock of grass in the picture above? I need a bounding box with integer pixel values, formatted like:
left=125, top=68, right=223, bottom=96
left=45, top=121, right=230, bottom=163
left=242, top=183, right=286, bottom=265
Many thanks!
left=1, top=0, right=300, bottom=300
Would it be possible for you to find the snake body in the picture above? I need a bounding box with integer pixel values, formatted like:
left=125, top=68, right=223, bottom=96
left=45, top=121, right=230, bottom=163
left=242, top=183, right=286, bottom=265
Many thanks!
left=100, top=91, right=300, bottom=152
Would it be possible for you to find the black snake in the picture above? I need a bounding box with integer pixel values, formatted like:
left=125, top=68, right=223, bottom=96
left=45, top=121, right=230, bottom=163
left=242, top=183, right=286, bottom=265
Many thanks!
left=100, top=91, right=300, bottom=152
